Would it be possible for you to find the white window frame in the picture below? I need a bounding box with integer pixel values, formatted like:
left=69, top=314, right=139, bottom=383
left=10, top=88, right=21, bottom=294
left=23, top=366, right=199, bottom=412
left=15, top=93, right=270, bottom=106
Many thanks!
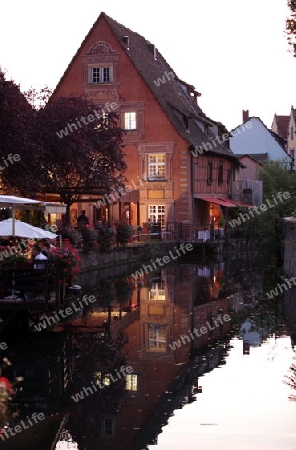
left=149, top=279, right=166, bottom=300
left=148, top=205, right=165, bottom=227
left=88, top=64, right=113, bottom=84
left=124, top=112, right=137, bottom=130
left=125, top=374, right=138, bottom=391
left=148, top=324, right=166, bottom=351
left=148, top=153, right=166, bottom=180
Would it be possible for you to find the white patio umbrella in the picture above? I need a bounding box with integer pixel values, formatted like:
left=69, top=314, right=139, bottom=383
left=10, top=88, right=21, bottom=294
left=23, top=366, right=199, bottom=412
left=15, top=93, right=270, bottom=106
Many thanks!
left=0, top=219, right=57, bottom=239
left=0, top=195, right=66, bottom=237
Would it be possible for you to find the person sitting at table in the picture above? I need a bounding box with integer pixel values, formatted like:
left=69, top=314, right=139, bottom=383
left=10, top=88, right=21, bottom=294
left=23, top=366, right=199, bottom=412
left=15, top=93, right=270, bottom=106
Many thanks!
left=32, top=244, right=48, bottom=270
left=39, top=239, right=55, bottom=259
left=19, top=245, right=48, bottom=300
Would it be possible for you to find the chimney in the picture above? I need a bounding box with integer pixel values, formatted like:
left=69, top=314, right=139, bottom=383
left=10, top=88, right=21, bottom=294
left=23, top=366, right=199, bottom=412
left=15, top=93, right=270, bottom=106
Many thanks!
left=242, top=110, right=249, bottom=122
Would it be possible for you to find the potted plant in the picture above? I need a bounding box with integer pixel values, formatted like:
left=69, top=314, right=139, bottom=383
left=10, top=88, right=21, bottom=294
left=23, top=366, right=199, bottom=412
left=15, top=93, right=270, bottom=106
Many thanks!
left=50, top=241, right=81, bottom=285
left=95, top=223, right=116, bottom=251
left=115, top=222, right=134, bottom=247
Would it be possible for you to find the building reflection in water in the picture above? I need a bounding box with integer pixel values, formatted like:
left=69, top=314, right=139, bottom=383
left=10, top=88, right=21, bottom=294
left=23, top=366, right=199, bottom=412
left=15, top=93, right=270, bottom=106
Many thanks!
left=66, top=262, right=245, bottom=450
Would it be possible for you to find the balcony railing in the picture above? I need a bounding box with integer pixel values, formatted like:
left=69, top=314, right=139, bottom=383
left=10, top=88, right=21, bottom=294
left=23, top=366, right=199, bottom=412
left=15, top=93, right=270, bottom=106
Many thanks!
left=231, top=180, right=263, bottom=206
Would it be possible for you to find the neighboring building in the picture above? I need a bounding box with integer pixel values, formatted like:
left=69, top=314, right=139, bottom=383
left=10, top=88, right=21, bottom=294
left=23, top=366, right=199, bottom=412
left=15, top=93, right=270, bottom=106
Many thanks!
left=231, top=154, right=263, bottom=206
left=52, top=12, right=242, bottom=230
left=271, top=114, right=290, bottom=144
left=235, top=154, right=265, bottom=181
left=230, top=113, right=293, bottom=171
left=271, top=107, right=296, bottom=170
left=287, top=107, right=296, bottom=169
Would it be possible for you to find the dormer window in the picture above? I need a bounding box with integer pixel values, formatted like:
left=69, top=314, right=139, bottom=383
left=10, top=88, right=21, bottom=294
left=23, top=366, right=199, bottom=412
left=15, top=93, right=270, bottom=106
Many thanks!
left=183, top=115, right=189, bottom=132
left=88, top=64, right=113, bottom=84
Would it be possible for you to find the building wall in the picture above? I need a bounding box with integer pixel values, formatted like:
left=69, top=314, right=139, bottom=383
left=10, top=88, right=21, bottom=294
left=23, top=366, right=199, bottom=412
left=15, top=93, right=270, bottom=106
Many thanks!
left=53, top=16, right=235, bottom=227
left=287, top=112, right=296, bottom=170
left=237, top=156, right=262, bottom=180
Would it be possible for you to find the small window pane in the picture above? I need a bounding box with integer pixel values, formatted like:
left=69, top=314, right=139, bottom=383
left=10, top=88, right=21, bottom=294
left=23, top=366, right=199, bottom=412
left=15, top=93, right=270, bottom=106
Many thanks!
left=103, top=67, right=110, bottom=83
left=148, top=324, right=166, bottom=351
left=126, top=374, right=138, bottom=391
left=92, top=68, right=100, bottom=83
left=124, top=112, right=137, bottom=130
left=148, top=154, right=165, bottom=180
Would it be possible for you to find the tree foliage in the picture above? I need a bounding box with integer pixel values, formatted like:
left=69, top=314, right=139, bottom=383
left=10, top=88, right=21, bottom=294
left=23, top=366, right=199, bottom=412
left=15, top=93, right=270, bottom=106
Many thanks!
left=32, top=97, right=126, bottom=221
left=0, top=71, right=36, bottom=194
left=286, top=0, right=296, bottom=56
left=235, top=162, right=296, bottom=264
left=0, top=72, right=126, bottom=222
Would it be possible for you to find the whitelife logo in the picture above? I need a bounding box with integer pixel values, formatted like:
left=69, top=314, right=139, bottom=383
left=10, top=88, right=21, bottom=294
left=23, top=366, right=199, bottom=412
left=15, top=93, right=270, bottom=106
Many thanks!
left=153, top=70, right=175, bottom=87
left=34, top=295, right=96, bottom=332
left=0, top=413, right=45, bottom=442
left=191, top=121, right=253, bottom=157
left=266, top=276, right=296, bottom=300
left=169, top=313, right=231, bottom=351
left=0, top=153, right=21, bottom=171
left=228, top=191, right=291, bottom=229
left=131, top=243, right=193, bottom=280
left=71, top=365, right=134, bottom=402
left=56, top=102, right=119, bottom=139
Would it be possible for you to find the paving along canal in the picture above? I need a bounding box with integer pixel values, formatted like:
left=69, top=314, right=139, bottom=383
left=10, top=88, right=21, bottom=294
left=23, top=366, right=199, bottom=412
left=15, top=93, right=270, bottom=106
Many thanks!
left=1, top=251, right=296, bottom=450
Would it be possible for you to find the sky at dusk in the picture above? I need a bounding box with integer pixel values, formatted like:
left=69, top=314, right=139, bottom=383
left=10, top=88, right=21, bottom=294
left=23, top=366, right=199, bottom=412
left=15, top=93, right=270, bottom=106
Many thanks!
left=0, top=0, right=295, bottom=130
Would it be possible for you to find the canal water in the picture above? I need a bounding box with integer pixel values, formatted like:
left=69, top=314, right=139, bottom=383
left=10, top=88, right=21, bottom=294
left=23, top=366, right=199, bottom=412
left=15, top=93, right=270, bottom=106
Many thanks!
left=3, top=253, right=296, bottom=450
left=65, top=254, right=296, bottom=450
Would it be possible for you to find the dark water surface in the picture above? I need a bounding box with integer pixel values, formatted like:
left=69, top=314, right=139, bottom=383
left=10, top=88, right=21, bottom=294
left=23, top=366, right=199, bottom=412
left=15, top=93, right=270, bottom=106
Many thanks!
left=3, top=255, right=296, bottom=450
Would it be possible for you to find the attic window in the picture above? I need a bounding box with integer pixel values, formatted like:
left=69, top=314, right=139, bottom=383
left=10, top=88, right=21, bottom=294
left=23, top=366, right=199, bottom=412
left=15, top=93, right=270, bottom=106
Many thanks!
left=89, top=64, right=113, bottom=84
left=183, top=115, right=189, bottom=132
left=122, top=36, right=130, bottom=49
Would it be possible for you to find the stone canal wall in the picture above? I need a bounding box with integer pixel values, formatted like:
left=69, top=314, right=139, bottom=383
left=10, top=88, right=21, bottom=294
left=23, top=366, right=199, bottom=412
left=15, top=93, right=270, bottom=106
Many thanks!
left=75, top=242, right=178, bottom=288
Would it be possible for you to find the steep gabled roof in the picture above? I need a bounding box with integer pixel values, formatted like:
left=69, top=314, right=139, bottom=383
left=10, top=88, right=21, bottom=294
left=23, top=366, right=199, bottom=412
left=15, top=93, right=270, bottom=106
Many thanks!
left=273, top=114, right=289, bottom=140
left=231, top=117, right=292, bottom=160
left=234, top=154, right=265, bottom=164
left=53, top=12, right=238, bottom=162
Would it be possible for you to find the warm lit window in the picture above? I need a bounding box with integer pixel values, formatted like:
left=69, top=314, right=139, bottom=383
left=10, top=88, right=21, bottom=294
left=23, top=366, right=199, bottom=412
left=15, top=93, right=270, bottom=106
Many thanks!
left=218, top=161, right=223, bottom=186
left=95, top=372, right=110, bottom=386
left=207, top=162, right=213, bottom=185
left=148, top=324, right=166, bottom=351
left=148, top=205, right=165, bottom=227
left=89, top=65, right=112, bottom=84
left=125, top=374, right=138, bottom=391
left=149, top=279, right=166, bottom=300
left=124, top=112, right=137, bottom=130
left=148, top=154, right=165, bottom=180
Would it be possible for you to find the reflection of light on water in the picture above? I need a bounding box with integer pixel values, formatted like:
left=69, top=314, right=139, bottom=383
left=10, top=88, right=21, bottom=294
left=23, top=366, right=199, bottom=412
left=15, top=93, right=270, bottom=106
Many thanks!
left=55, top=429, right=78, bottom=449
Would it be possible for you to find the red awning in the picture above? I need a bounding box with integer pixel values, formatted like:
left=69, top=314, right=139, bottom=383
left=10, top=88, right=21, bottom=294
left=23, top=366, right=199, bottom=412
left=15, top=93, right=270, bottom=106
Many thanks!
left=230, top=200, right=255, bottom=208
left=195, top=196, right=254, bottom=208
left=194, top=196, right=236, bottom=207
